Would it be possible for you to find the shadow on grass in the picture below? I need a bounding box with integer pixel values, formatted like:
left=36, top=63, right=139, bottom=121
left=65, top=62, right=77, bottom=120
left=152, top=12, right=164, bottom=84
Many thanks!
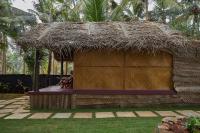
left=30, top=104, right=200, bottom=113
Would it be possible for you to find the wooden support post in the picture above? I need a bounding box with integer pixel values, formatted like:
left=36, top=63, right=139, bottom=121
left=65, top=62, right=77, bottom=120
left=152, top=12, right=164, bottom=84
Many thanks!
left=65, top=61, right=68, bottom=75
left=47, top=50, right=52, bottom=86
left=60, top=54, right=64, bottom=76
left=47, top=50, right=52, bottom=75
left=32, top=49, right=40, bottom=92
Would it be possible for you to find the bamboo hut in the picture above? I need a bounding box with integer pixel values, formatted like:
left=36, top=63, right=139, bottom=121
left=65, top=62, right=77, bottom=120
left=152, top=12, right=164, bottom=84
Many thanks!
left=18, top=21, right=200, bottom=109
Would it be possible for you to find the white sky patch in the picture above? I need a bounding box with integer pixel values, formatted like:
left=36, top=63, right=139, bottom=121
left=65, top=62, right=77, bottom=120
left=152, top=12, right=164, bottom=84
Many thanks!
left=12, top=0, right=36, bottom=11
left=115, top=0, right=154, bottom=11
left=13, top=0, right=154, bottom=12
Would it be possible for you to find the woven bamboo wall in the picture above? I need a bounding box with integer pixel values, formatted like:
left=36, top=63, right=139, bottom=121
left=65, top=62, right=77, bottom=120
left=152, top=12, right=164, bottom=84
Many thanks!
left=125, top=52, right=172, bottom=90
left=173, top=56, right=200, bottom=87
left=74, top=50, right=172, bottom=90
left=74, top=51, right=124, bottom=90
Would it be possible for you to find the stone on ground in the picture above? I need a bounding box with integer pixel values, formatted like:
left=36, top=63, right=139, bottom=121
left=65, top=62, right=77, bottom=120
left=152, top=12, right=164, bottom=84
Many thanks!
left=0, top=103, right=6, bottom=106
left=14, top=97, right=27, bottom=100
left=0, top=100, right=6, bottom=103
left=20, top=96, right=29, bottom=99
left=13, top=108, right=30, bottom=113
left=0, top=102, right=8, bottom=105
left=0, top=105, right=5, bottom=108
left=73, top=112, right=92, bottom=118
left=4, top=104, right=22, bottom=109
left=0, top=101, right=14, bottom=105
left=155, top=111, right=181, bottom=117
left=176, top=110, right=200, bottom=117
left=0, top=109, right=15, bottom=113
left=4, top=113, right=31, bottom=119
left=0, top=113, right=8, bottom=118
left=196, top=111, right=200, bottom=114
left=28, top=113, right=52, bottom=119
left=116, top=112, right=136, bottom=117
left=51, top=113, right=72, bottom=119
left=95, top=112, right=115, bottom=118
left=135, top=111, right=158, bottom=117
left=12, top=101, right=28, bottom=105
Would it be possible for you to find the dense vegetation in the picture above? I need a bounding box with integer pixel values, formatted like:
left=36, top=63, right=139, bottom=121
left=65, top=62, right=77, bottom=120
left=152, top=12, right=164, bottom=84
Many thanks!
left=0, top=0, right=200, bottom=74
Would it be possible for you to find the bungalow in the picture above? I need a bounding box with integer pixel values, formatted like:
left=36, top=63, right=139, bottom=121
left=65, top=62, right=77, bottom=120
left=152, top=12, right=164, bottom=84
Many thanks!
left=18, top=21, right=200, bottom=109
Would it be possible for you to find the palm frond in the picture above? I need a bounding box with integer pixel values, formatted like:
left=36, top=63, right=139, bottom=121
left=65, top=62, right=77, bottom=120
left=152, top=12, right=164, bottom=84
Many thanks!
left=83, top=0, right=106, bottom=22
left=110, top=0, right=129, bottom=21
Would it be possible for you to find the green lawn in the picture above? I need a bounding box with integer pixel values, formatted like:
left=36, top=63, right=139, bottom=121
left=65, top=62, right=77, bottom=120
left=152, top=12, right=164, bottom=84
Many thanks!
left=0, top=117, right=161, bottom=133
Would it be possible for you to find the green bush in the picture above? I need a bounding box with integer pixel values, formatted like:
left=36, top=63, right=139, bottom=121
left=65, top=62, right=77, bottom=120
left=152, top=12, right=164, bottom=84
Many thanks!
left=0, top=82, right=9, bottom=93
left=187, top=117, right=200, bottom=133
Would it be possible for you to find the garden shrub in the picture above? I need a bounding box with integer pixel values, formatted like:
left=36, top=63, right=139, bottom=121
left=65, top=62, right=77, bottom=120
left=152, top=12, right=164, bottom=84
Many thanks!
left=187, top=117, right=200, bottom=133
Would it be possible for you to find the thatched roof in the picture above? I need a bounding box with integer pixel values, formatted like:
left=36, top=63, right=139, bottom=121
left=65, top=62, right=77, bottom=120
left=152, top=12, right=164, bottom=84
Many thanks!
left=17, top=21, right=200, bottom=60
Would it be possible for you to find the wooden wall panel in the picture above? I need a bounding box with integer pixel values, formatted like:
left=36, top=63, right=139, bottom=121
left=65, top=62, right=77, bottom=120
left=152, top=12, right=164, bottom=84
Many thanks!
left=74, top=67, right=123, bottom=90
left=125, top=52, right=172, bottom=67
left=74, top=50, right=173, bottom=90
left=125, top=68, right=173, bottom=90
left=74, top=50, right=123, bottom=66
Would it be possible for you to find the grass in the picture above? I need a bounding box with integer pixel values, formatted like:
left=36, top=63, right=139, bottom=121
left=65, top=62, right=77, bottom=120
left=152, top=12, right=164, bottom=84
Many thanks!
left=0, top=117, right=161, bottom=133
left=0, top=94, right=199, bottom=133
left=0, top=93, right=24, bottom=100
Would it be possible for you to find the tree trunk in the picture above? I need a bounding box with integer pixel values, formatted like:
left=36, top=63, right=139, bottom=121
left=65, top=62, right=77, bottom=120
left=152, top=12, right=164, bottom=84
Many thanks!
left=71, top=0, right=76, bottom=7
left=23, top=58, right=26, bottom=74
left=2, top=35, right=7, bottom=74
left=161, top=9, right=166, bottom=24
left=2, top=48, right=6, bottom=74
left=144, top=0, right=149, bottom=20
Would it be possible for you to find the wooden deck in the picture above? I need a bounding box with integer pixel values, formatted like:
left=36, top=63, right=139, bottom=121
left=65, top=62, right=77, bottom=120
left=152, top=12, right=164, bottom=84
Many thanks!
left=28, top=86, right=176, bottom=95
left=28, top=86, right=177, bottom=109
left=28, top=86, right=73, bottom=95
left=29, top=86, right=72, bottom=109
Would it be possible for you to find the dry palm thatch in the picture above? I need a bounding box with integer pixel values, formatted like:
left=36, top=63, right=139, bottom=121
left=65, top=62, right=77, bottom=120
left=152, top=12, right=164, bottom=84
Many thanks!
left=17, top=21, right=200, bottom=60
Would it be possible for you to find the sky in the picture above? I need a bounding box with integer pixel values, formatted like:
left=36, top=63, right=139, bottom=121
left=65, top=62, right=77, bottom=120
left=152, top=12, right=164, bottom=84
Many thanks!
left=12, top=0, right=36, bottom=11
left=12, top=0, right=154, bottom=12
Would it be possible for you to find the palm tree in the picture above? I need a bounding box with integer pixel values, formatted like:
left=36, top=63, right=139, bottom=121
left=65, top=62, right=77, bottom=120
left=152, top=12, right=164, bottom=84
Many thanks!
left=150, top=0, right=179, bottom=23
left=30, top=0, right=81, bottom=77
left=144, top=0, right=149, bottom=20
left=0, top=0, right=36, bottom=74
left=111, top=0, right=149, bottom=21
left=171, top=0, right=200, bottom=39
left=83, top=0, right=107, bottom=21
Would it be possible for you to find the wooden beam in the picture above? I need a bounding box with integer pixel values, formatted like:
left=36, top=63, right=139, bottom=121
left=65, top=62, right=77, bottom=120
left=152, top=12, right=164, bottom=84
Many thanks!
left=32, top=49, right=40, bottom=92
